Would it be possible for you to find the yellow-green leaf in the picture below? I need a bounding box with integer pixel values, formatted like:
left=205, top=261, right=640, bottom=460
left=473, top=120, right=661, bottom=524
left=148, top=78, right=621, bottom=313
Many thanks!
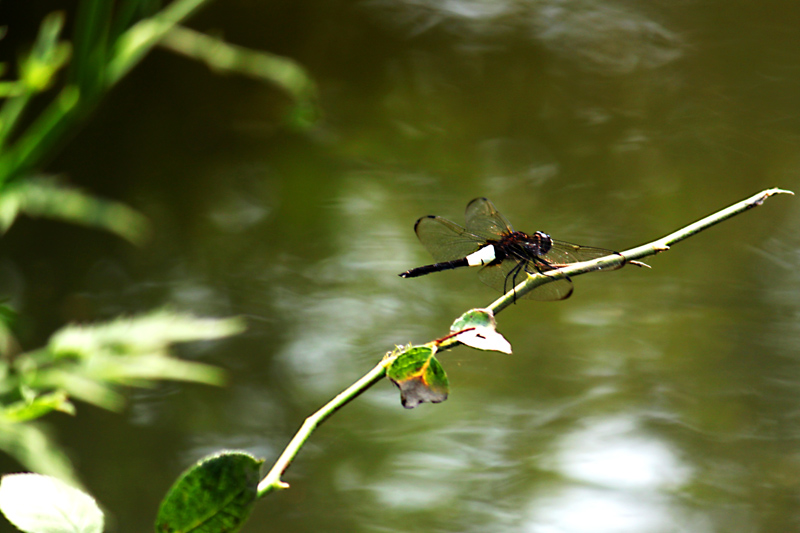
left=386, top=345, right=448, bottom=408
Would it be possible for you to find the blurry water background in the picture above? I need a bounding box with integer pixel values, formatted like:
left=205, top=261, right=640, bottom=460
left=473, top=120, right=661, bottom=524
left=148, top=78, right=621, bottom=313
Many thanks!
left=2, top=1, right=800, bottom=532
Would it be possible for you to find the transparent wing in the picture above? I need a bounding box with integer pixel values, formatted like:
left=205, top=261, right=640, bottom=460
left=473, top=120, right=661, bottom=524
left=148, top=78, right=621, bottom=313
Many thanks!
left=414, top=215, right=484, bottom=262
left=541, top=240, right=625, bottom=272
left=464, top=197, right=514, bottom=241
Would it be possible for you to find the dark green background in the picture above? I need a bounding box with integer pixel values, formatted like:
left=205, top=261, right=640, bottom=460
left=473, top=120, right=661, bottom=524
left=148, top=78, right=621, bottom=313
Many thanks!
left=2, top=1, right=800, bottom=531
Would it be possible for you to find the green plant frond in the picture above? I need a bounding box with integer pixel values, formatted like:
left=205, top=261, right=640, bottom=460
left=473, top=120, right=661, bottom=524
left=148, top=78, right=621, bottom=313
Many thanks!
left=48, top=309, right=246, bottom=358
left=1, top=310, right=242, bottom=415
left=27, top=369, right=127, bottom=412
left=0, top=81, right=26, bottom=98
left=20, top=12, right=72, bottom=92
left=0, top=420, right=82, bottom=486
left=0, top=391, right=75, bottom=423
left=22, top=310, right=242, bottom=410
left=0, top=176, right=150, bottom=244
left=161, top=26, right=318, bottom=101
left=159, top=26, right=320, bottom=128
left=69, top=1, right=113, bottom=97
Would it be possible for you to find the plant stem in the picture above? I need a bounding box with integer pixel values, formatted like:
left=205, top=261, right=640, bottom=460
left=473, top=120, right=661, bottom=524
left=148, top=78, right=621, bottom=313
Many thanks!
left=488, top=188, right=793, bottom=314
left=621, top=188, right=794, bottom=258
left=257, top=360, right=389, bottom=497
left=108, top=0, right=211, bottom=84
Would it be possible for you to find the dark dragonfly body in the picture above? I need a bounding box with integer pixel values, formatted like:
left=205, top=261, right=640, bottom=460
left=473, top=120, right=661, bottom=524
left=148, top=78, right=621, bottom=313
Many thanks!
left=401, top=230, right=552, bottom=277
left=399, top=198, right=624, bottom=301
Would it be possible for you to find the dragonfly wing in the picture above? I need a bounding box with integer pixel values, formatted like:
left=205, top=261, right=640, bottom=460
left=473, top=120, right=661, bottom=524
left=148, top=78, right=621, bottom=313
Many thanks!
left=542, top=240, right=625, bottom=272
left=478, top=259, right=574, bottom=301
left=414, top=215, right=484, bottom=262
left=464, top=198, right=514, bottom=240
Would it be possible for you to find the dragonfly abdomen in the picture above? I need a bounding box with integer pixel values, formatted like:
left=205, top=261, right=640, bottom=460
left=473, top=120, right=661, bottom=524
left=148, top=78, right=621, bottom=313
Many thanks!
left=399, top=257, right=469, bottom=278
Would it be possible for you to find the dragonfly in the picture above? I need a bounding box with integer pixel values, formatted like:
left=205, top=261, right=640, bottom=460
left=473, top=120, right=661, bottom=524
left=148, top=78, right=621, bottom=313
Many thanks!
left=399, top=197, right=626, bottom=301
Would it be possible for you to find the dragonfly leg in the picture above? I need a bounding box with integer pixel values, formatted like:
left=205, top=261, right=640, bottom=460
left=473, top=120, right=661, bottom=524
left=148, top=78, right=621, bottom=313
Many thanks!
left=530, top=256, right=573, bottom=283
left=504, top=261, right=526, bottom=302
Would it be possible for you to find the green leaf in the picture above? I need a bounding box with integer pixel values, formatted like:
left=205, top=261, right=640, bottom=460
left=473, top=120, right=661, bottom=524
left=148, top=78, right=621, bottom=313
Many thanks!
left=3, top=310, right=243, bottom=413
left=156, top=451, right=263, bottom=533
left=48, top=309, right=245, bottom=358
left=158, top=26, right=319, bottom=128
left=70, top=0, right=114, bottom=97
left=450, top=308, right=512, bottom=354
left=0, top=176, right=150, bottom=244
left=386, top=345, right=448, bottom=408
left=21, top=12, right=72, bottom=92
left=0, top=422, right=81, bottom=486
left=1, top=391, right=75, bottom=422
left=27, top=310, right=243, bottom=411
left=0, top=301, right=16, bottom=358
left=0, top=473, right=103, bottom=533
left=28, top=369, right=125, bottom=413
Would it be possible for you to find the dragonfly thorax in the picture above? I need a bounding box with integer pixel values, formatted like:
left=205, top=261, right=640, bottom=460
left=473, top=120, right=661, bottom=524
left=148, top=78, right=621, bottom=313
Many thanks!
left=504, top=230, right=553, bottom=257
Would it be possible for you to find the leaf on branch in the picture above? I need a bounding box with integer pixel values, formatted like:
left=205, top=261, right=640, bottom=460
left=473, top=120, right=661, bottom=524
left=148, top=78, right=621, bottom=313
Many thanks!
left=386, top=345, right=448, bottom=409
left=155, top=451, right=262, bottom=533
left=450, top=309, right=512, bottom=354
left=0, top=473, right=104, bottom=533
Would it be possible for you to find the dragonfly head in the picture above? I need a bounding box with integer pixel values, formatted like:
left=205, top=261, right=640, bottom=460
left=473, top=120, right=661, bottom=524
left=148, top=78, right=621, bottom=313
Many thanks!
left=528, top=231, right=553, bottom=255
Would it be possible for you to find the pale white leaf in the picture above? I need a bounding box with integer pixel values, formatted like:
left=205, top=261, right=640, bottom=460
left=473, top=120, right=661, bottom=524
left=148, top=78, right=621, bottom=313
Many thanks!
left=455, top=327, right=512, bottom=354
left=0, top=473, right=103, bottom=533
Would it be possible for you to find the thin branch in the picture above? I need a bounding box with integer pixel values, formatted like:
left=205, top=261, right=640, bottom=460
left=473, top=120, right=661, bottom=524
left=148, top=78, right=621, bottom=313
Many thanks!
left=488, top=188, right=793, bottom=314
left=257, top=360, right=389, bottom=497
left=256, top=187, right=793, bottom=494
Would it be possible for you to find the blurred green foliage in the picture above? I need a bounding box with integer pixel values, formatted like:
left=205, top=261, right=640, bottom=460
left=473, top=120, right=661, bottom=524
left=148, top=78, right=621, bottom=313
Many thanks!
left=0, top=176, right=149, bottom=243
left=0, top=0, right=319, bottom=488
left=0, top=1, right=323, bottom=527
left=0, top=307, right=243, bottom=484
left=0, top=0, right=317, bottom=235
